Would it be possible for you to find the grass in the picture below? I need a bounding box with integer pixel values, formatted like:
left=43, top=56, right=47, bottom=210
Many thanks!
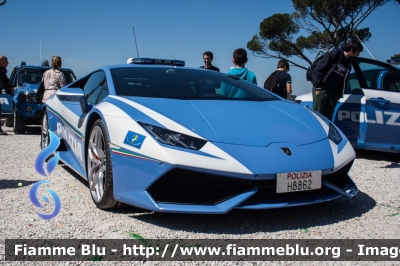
left=127, top=232, right=151, bottom=247
left=300, top=228, right=310, bottom=233
left=380, top=203, right=400, bottom=217
left=90, top=255, right=103, bottom=261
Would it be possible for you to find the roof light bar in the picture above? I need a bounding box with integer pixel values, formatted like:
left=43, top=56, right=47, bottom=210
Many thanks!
left=131, top=58, right=185, bottom=66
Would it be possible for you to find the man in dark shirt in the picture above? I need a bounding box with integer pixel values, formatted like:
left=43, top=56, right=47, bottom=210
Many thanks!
left=0, top=55, right=13, bottom=135
left=310, top=40, right=363, bottom=121
left=264, top=59, right=292, bottom=99
left=200, top=51, right=220, bottom=72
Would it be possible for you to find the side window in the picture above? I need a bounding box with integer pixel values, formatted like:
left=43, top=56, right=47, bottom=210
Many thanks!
left=345, top=74, right=360, bottom=94
left=361, top=70, right=380, bottom=89
left=62, top=71, right=77, bottom=84
left=382, top=72, right=400, bottom=92
left=97, top=81, right=109, bottom=103
left=353, top=57, right=400, bottom=92
left=83, top=71, right=106, bottom=104
left=68, top=76, right=88, bottom=89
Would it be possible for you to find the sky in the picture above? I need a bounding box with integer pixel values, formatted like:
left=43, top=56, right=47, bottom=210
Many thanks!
left=1, top=0, right=399, bottom=96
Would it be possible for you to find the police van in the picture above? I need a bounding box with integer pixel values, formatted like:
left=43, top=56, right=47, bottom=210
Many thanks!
left=0, top=60, right=75, bottom=134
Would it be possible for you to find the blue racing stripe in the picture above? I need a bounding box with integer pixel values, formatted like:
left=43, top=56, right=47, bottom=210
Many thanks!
left=102, top=97, right=165, bottom=128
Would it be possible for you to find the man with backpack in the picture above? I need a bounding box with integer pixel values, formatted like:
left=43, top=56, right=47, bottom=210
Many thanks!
left=263, top=59, right=292, bottom=99
left=309, top=39, right=363, bottom=121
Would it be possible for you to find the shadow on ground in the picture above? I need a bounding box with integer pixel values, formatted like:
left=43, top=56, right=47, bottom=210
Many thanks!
left=1, top=125, right=41, bottom=135
left=356, top=150, right=400, bottom=162
left=115, top=190, right=375, bottom=235
left=0, top=180, right=37, bottom=189
left=59, top=155, right=377, bottom=235
left=23, top=126, right=41, bottom=135
left=61, top=165, right=89, bottom=188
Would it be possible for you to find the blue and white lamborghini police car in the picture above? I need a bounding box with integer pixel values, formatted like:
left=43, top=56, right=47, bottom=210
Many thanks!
left=296, top=57, right=400, bottom=153
left=41, top=58, right=357, bottom=213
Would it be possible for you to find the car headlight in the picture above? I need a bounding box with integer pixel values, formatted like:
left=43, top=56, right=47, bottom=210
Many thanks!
left=138, top=122, right=207, bottom=150
left=328, top=123, right=342, bottom=145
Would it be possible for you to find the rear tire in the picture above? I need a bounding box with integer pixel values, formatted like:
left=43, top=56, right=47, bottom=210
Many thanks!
left=4, top=118, right=13, bottom=127
left=87, top=119, right=118, bottom=209
left=13, top=108, right=26, bottom=134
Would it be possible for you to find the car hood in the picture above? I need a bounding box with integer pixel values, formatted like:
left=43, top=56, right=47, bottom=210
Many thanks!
left=120, top=97, right=327, bottom=146
left=16, top=83, right=40, bottom=93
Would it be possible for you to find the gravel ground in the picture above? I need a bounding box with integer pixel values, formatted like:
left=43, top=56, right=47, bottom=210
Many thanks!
left=0, top=125, right=399, bottom=266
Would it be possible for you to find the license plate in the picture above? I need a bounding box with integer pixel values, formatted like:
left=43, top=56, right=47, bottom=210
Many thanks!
left=276, top=170, right=321, bottom=193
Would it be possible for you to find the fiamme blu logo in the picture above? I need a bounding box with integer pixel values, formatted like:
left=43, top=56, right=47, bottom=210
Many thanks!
left=31, top=130, right=62, bottom=220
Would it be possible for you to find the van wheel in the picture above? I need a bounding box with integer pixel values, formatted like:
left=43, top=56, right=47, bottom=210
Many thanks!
left=4, top=118, right=13, bottom=127
left=13, top=108, right=26, bottom=134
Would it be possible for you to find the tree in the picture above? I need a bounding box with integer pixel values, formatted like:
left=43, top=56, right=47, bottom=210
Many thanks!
left=391, top=54, right=400, bottom=59
left=247, top=0, right=391, bottom=70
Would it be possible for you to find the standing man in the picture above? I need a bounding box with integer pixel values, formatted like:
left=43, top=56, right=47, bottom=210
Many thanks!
left=0, top=55, right=13, bottom=135
left=200, top=51, right=220, bottom=72
left=311, top=39, right=363, bottom=121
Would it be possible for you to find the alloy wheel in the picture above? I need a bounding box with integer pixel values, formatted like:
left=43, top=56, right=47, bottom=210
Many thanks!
left=41, top=113, right=49, bottom=149
left=87, top=125, right=107, bottom=202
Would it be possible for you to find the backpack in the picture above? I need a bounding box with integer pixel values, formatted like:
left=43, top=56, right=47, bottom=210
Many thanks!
left=306, top=49, right=341, bottom=83
left=264, top=70, right=286, bottom=98
left=306, top=56, right=323, bottom=81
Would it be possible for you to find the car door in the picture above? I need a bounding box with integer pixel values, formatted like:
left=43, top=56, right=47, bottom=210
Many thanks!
left=75, top=70, right=108, bottom=138
left=333, top=72, right=366, bottom=145
left=0, top=67, right=18, bottom=115
left=57, top=71, right=108, bottom=172
left=350, top=57, right=400, bottom=151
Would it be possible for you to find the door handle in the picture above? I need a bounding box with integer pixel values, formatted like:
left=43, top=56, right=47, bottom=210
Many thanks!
left=369, top=97, right=391, bottom=105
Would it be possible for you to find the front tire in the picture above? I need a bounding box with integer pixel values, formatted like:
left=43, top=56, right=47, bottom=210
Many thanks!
left=13, top=108, right=26, bottom=134
left=87, top=119, right=118, bottom=209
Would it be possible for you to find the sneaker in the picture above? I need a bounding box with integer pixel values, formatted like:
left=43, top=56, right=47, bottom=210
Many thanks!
left=0, top=130, right=8, bottom=135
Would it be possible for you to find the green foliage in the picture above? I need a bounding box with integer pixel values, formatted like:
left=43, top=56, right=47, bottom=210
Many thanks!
left=259, top=13, right=299, bottom=39
left=247, top=0, right=390, bottom=69
left=391, top=54, right=400, bottom=59
left=380, top=203, right=400, bottom=217
left=300, top=228, right=310, bottom=233
left=127, top=232, right=151, bottom=247
left=90, top=255, right=103, bottom=261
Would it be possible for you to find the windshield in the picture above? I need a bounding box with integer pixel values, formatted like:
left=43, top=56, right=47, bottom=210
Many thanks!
left=110, top=67, right=278, bottom=101
left=19, top=69, right=76, bottom=86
